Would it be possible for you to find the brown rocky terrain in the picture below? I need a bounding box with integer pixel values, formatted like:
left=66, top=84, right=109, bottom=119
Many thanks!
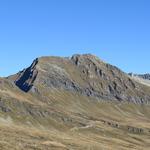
left=0, top=54, right=149, bottom=149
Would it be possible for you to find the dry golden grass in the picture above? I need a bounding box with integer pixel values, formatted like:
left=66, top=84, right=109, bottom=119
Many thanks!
left=0, top=88, right=149, bottom=150
left=0, top=77, right=150, bottom=149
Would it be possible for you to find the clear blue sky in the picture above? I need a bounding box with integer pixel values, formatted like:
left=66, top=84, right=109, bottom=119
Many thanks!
left=0, top=0, right=150, bottom=77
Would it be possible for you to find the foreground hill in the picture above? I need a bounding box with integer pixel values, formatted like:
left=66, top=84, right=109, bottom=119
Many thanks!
left=0, top=54, right=149, bottom=149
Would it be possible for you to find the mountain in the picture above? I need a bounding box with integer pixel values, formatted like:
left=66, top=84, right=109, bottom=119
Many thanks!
left=129, top=73, right=150, bottom=80
left=9, top=54, right=150, bottom=103
left=136, top=74, right=150, bottom=80
left=129, top=73, right=150, bottom=87
left=0, top=54, right=150, bottom=150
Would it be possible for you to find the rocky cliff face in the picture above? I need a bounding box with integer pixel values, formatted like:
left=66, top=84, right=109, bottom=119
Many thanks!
left=15, top=58, right=38, bottom=92
left=11, top=54, right=150, bottom=104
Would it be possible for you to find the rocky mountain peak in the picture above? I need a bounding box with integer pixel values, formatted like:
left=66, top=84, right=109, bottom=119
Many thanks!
left=71, top=54, right=103, bottom=66
left=9, top=54, right=150, bottom=104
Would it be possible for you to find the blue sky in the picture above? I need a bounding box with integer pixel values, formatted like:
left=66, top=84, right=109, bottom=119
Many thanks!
left=0, top=0, right=150, bottom=76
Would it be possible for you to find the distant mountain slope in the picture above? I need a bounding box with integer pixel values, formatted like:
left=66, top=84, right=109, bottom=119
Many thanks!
left=129, top=73, right=150, bottom=87
left=138, top=74, right=150, bottom=80
left=129, top=73, right=150, bottom=80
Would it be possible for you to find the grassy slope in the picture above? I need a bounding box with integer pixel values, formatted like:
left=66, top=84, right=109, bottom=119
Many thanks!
left=0, top=80, right=150, bottom=150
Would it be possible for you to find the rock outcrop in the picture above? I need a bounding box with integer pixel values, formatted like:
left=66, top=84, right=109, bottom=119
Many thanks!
left=14, top=58, right=38, bottom=92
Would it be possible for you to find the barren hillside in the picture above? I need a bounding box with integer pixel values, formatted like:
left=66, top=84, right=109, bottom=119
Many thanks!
left=0, top=54, right=149, bottom=149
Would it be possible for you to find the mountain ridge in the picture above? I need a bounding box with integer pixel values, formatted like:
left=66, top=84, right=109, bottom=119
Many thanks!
left=7, top=54, right=150, bottom=104
left=129, top=73, right=150, bottom=80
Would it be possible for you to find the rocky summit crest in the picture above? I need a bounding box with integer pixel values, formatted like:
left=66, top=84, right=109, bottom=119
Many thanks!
left=9, top=54, right=150, bottom=104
